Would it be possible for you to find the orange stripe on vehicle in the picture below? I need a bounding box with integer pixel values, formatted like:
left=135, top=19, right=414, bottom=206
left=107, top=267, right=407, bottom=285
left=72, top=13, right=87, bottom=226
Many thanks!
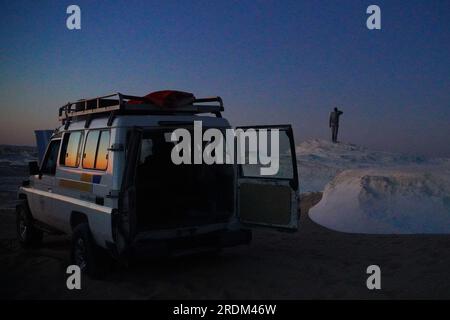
left=80, top=173, right=93, bottom=183
left=59, top=179, right=92, bottom=192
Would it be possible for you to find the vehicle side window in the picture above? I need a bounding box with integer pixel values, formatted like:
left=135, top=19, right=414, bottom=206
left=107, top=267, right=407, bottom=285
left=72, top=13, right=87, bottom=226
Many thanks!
left=60, top=131, right=84, bottom=167
left=41, top=140, right=61, bottom=175
left=83, top=131, right=99, bottom=169
left=96, top=131, right=110, bottom=170
left=82, top=130, right=110, bottom=170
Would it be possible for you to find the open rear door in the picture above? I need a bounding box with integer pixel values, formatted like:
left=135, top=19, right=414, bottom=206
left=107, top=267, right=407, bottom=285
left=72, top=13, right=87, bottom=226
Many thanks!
left=236, top=125, right=299, bottom=231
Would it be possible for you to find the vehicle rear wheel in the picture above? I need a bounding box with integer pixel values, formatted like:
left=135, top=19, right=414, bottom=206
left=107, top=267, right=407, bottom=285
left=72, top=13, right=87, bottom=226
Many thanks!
left=71, top=223, right=110, bottom=278
left=16, top=203, right=43, bottom=248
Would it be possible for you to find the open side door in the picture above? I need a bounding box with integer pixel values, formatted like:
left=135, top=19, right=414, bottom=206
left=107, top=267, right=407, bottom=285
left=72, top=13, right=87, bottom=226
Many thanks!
left=236, top=125, right=299, bottom=231
left=117, top=127, right=142, bottom=253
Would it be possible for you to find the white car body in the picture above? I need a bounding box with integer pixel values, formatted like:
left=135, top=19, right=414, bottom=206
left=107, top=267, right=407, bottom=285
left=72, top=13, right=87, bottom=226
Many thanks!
left=18, top=92, right=300, bottom=258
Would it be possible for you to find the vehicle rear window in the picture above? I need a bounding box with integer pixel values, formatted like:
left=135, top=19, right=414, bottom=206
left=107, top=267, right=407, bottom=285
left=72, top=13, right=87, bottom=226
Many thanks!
left=60, top=131, right=83, bottom=167
left=82, top=130, right=110, bottom=170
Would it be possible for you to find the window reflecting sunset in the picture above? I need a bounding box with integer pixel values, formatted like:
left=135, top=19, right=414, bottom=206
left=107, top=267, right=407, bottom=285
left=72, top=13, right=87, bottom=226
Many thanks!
left=61, top=131, right=83, bottom=167
left=96, top=131, right=110, bottom=170
left=83, top=131, right=99, bottom=169
left=82, top=130, right=110, bottom=170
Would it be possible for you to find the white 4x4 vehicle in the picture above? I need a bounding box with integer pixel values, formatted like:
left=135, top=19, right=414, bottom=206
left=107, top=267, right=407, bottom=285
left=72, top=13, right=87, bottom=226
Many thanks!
left=17, top=91, right=299, bottom=277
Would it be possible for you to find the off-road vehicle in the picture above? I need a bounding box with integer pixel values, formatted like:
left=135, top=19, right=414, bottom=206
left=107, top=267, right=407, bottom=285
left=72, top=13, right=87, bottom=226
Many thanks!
left=17, top=90, right=299, bottom=277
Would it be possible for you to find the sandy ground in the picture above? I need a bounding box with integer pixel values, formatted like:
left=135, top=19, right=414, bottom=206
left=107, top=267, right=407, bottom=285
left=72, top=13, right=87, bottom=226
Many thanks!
left=1, top=192, right=450, bottom=300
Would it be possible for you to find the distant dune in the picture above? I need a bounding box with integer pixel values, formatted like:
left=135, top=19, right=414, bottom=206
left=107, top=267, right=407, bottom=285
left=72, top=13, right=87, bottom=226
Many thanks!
left=296, top=139, right=449, bottom=193
left=0, top=145, right=36, bottom=166
left=299, top=140, right=450, bottom=234
left=0, top=145, right=36, bottom=209
left=309, top=166, right=450, bottom=234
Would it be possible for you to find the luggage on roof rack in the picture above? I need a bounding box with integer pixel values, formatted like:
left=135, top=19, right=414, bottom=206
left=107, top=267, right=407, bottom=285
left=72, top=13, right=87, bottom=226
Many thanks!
left=58, top=91, right=224, bottom=127
left=128, top=90, right=196, bottom=107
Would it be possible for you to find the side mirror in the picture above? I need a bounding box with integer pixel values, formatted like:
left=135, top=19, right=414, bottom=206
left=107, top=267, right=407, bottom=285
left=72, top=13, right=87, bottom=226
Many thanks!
left=29, top=161, right=40, bottom=176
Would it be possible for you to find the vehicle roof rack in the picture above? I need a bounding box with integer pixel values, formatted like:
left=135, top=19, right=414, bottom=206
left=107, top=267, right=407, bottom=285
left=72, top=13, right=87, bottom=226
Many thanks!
left=58, top=92, right=224, bottom=127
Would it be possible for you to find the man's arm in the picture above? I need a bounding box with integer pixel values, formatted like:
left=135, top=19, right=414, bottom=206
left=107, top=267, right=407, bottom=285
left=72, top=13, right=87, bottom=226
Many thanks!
left=329, top=113, right=332, bottom=127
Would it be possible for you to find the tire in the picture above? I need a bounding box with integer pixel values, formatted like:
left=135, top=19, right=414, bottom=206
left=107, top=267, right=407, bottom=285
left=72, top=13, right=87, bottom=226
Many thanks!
left=16, top=203, right=43, bottom=248
left=71, top=223, right=110, bottom=278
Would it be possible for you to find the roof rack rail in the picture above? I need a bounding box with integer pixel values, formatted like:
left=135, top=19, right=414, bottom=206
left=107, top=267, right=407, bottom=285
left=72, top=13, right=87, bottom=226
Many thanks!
left=58, top=92, right=224, bottom=126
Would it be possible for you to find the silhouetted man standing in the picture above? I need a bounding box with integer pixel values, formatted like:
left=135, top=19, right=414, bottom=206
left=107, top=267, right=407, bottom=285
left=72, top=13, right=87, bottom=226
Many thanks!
left=329, top=107, right=343, bottom=143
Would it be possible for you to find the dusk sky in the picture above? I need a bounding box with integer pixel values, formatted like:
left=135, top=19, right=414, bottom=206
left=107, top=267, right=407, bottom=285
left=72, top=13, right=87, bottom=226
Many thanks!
left=1, top=1, right=449, bottom=156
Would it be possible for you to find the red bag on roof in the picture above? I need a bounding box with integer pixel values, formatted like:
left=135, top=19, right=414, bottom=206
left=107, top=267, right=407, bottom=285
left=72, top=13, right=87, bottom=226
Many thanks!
left=129, top=90, right=195, bottom=108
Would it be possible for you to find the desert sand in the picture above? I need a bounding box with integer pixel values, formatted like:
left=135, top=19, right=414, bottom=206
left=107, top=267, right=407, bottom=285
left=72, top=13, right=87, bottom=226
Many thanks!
left=1, top=192, right=450, bottom=300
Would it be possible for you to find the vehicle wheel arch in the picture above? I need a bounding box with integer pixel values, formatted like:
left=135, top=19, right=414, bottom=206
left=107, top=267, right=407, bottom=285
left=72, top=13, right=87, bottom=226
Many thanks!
left=16, top=200, right=43, bottom=248
left=16, top=195, right=33, bottom=219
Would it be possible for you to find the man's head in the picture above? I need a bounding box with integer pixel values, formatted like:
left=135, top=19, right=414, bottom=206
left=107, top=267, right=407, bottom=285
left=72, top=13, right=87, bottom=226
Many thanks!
left=334, top=107, right=338, bottom=112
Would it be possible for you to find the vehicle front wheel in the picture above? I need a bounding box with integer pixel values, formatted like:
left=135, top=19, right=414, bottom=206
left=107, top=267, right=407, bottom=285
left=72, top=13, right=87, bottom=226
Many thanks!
left=71, top=223, right=110, bottom=278
left=16, top=203, right=43, bottom=248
